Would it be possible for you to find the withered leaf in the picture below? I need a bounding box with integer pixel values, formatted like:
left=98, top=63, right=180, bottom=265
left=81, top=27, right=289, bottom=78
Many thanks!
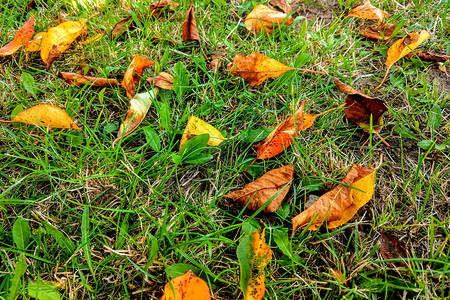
left=160, top=270, right=211, bottom=300
left=359, top=23, right=397, bottom=41
left=268, top=0, right=292, bottom=14
left=147, top=72, right=174, bottom=90
left=209, top=52, right=226, bottom=72
left=292, top=164, right=375, bottom=232
left=379, top=233, right=408, bottom=268
left=0, top=15, right=35, bottom=56
left=405, top=50, right=450, bottom=62
left=150, top=0, right=181, bottom=10
left=58, top=72, right=119, bottom=87
left=121, top=54, right=154, bottom=98
left=224, top=165, right=293, bottom=213
left=347, top=0, right=388, bottom=25
left=245, top=4, right=294, bottom=35
left=182, top=0, right=201, bottom=44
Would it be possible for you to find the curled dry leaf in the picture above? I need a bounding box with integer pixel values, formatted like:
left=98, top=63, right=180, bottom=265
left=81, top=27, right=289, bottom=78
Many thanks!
left=347, top=0, right=388, bottom=25
left=292, top=164, right=375, bottom=232
left=237, top=227, right=272, bottom=300
left=58, top=72, right=119, bottom=87
left=379, top=233, right=408, bottom=268
left=111, top=16, right=138, bottom=39
left=268, top=0, right=292, bottom=14
left=379, top=30, right=430, bottom=87
left=209, top=52, right=226, bottom=72
left=182, top=0, right=201, bottom=44
left=113, top=90, right=157, bottom=148
left=224, top=164, right=293, bottom=213
left=160, top=270, right=211, bottom=300
left=335, top=80, right=388, bottom=136
left=150, top=0, right=181, bottom=10
left=405, top=50, right=450, bottom=62
left=0, top=14, right=35, bottom=56
left=4, top=104, right=81, bottom=130
left=147, top=72, right=174, bottom=90
left=227, top=52, right=293, bottom=86
left=180, top=116, right=225, bottom=149
left=40, top=19, right=87, bottom=69
left=121, top=54, right=154, bottom=98
left=359, top=23, right=397, bottom=41
left=245, top=4, right=294, bottom=35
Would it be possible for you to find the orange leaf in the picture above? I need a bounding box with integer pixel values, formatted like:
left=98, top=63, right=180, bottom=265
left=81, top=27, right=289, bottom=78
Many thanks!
left=58, top=72, right=119, bottom=87
left=227, top=52, right=294, bottom=86
left=0, top=15, right=35, bottom=56
left=182, top=0, right=201, bottom=44
left=224, top=165, right=293, bottom=213
left=40, top=19, right=87, bottom=69
left=147, top=72, right=174, bottom=91
left=347, top=0, right=388, bottom=25
left=292, top=164, right=375, bottom=232
left=268, top=0, right=292, bottom=14
left=24, top=32, right=46, bottom=52
left=245, top=4, right=293, bottom=35
left=121, top=54, right=154, bottom=98
left=9, top=104, right=81, bottom=130
left=160, top=270, right=211, bottom=300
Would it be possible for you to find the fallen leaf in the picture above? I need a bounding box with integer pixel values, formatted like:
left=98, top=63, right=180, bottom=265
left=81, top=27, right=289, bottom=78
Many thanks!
left=335, top=80, right=388, bottom=135
left=180, top=116, right=225, bottom=149
left=237, top=227, right=272, bottom=300
left=209, top=52, right=226, bottom=72
left=111, top=16, right=138, bottom=39
left=160, top=270, right=211, bottom=300
left=224, top=165, right=293, bottom=213
left=268, top=0, right=292, bottom=14
left=121, top=54, right=154, bottom=98
left=292, top=164, right=375, bottom=232
left=113, top=90, right=157, bottom=148
left=83, top=33, right=104, bottom=45
left=40, top=19, right=87, bottom=69
left=379, top=233, right=408, bottom=268
left=359, top=23, right=397, bottom=41
left=24, top=32, right=47, bottom=52
left=147, top=72, right=174, bottom=90
left=330, top=268, right=346, bottom=285
left=58, top=72, right=119, bottom=87
left=405, top=50, right=450, bottom=62
left=0, top=15, right=35, bottom=56
left=347, top=0, right=388, bottom=25
left=379, top=30, right=430, bottom=87
left=150, top=0, right=181, bottom=10
left=182, top=0, right=200, bottom=44
left=2, top=104, right=82, bottom=130
left=24, top=0, right=37, bottom=14
left=245, top=4, right=294, bottom=35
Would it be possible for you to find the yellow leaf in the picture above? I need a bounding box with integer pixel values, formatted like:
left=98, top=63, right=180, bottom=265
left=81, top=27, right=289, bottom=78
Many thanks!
left=245, top=4, right=293, bottom=35
left=179, top=116, right=225, bottom=149
left=11, top=104, right=81, bottom=130
left=40, top=19, right=87, bottom=68
left=160, top=270, right=211, bottom=300
left=292, top=165, right=375, bottom=232
left=25, top=32, right=47, bottom=52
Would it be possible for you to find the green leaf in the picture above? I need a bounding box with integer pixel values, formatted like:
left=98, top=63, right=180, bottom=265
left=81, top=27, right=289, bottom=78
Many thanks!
left=176, top=134, right=213, bottom=165
left=154, top=98, right=171, bottom=132
left=429, top=104, right=442, bottom=131
left=7, top=254, right=28, bottom=300
left=165, top=264, right=200, bottom=278
left=184, top=154, right=213, bottom=165
left=236, top=222, right=260, bottom=296
left=22, top=72, right=38, bottom=100
left=212, top=0, right=227, bottom=6
left=27, top=279, right=61, bottom=300
left=394, top=125, right=418, bottom=140
left=11, top=105, right=24, bottom=129
left=173, top=62, right=189, bottom=101
left=418, top=140, right=434, bottom=150
left=272, top=229, right=301, bottom=264
left=143, top=127, right=161, bottom=151
left=293, top=53, right=312, bottom=68
left=12, top=217, right=31, bottom=250
left=44, top=223, right=75, bottom=255
left=243, top=128, right=272, bottom=143
left=81, top=207, right=93, bottom=274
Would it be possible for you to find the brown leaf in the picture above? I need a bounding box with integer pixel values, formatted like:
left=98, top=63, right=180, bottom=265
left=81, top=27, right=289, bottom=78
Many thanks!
left=147, top=72, right=174, bottom=90
left=359, top=23, right=397, bottom=41
left=347, top=0, right=388, bottom=25
left=292, top=164, right=375, bottom=232
left=0, top=15, right=35, bottom=56
left=227, top=52, right=294, bottom=86
left=405, top=50, right=450, bottom=62
left=160, top=270, right=211, bottom=300
left=182, top=0, right=201, bottom=44
left=111, top=17, right=137, bottom=39
left=150, top=0, right=181, bottom=10
left=224, top=165, right=293, bottom=213
left=379, top=233, right=408, bottom=268
left=245, top=4, right=294, bottom=35
left=9, top=104, right=81, bottom=130
left=58, top=72, right=119, bottom=87
left=121, top=54, right=154, bottom=98
left=268, top=0, right=292, bottom=14
left=24, top=0, right=37, bottom=14
left=209, top=52, right=226, bottom=72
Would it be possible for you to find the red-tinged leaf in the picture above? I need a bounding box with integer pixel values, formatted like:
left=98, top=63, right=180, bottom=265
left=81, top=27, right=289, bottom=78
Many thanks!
left=379, top=233, right=408, bottom=268
left=58, top=72, right=119, bottom=87
left=224, top=165, right=293, bottom=213
left=111, top=16, right=138, bottom=39
left=182, top=0, right=201, bottom=44
left=121, top=54, right=154, bottom=98
left=359, top=23, right=397, bottom=41
left=0, top=15, right=35, bottom=56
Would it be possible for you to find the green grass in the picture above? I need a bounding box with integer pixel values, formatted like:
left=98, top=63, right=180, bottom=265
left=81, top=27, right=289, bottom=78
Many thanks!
left=1, top=0, right=450, bottom=299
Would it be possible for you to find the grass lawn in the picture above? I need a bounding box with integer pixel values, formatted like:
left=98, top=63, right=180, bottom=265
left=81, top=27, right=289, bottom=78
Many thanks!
left=1, top=0, right=450, bottom=299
